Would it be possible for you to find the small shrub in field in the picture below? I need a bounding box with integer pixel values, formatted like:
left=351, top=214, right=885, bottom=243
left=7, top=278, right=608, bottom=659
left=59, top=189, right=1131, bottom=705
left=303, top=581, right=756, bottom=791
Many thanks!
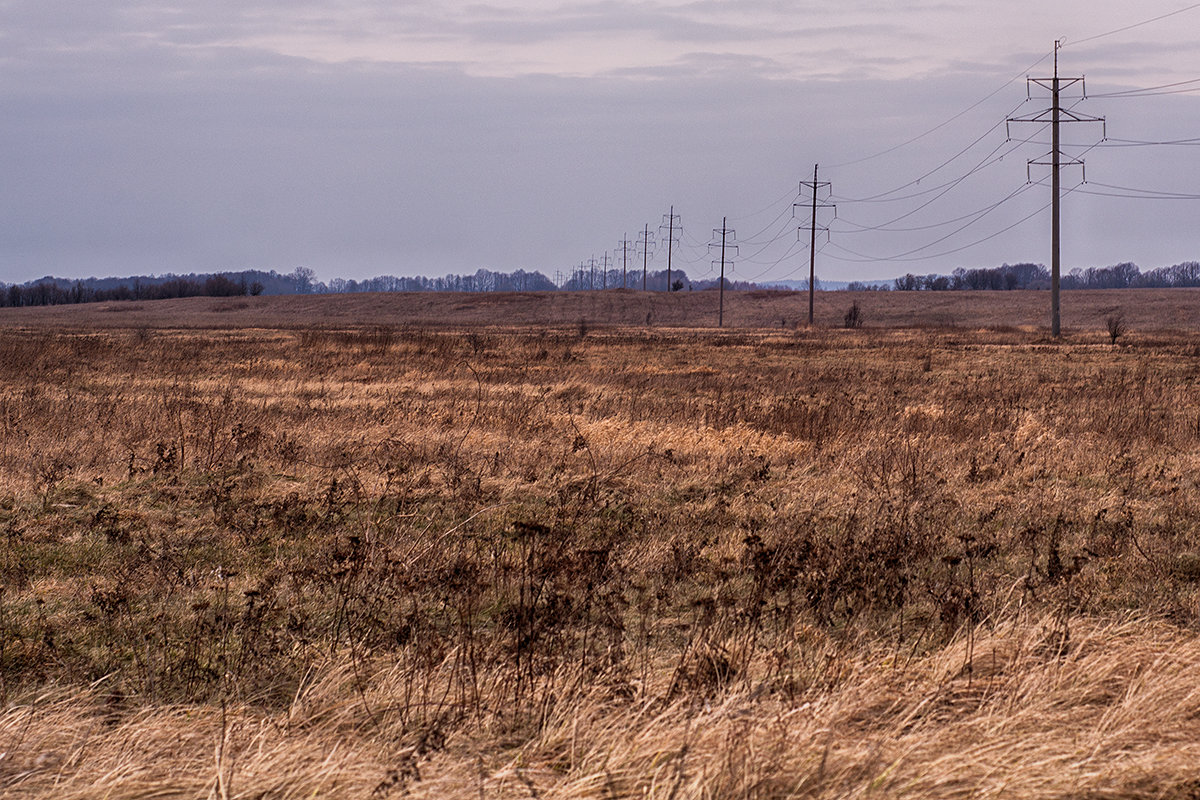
left=1106, top=311, right=1127, bottom=344
left=844, top=302, right=863, bottom=329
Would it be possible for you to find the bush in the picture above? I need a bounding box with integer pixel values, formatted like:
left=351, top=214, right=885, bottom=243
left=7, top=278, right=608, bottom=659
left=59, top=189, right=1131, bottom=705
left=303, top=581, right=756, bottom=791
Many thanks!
left=844, top=301, right=863, bottom=329
left=1106, top=311, right=1127, bottom=344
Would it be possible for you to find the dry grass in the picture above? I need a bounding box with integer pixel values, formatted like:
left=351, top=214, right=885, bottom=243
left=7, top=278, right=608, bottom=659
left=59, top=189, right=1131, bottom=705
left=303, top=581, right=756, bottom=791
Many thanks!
left=6, top=615, right=1200, bottom=798
left=2, top=287, right=1199, bottom=332
left=3, top=299, right=1200, bottom=797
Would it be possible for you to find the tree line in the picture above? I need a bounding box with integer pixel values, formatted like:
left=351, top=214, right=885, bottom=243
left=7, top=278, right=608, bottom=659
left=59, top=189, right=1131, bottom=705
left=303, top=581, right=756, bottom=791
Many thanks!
left=891, top=261, right=1200, bottom=291
left=4, top=260, right=1200, bottom=308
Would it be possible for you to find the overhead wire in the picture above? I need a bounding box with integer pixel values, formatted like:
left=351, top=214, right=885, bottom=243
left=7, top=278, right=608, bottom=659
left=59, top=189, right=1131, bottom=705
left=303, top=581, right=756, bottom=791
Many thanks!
left=727, top=185, right=801, bottom=224
left=744, top=238, right=807, bottom=283
left=1099, top=136, right=1200, bottom=146
left=834, top=101, right=1028, bottom=203
left=833, top=127, right=1043, bottom=232
left=738, top=215, right=806, bottom=265
left=824, top=198, right=1045, bottom=264
left=1065, top=2, right=1200, bottom=47
left=1091, top=77, right=1200, bottom=98
left=832, top=179, right=1091, bottom=265
left=833, top=180, right=1042, bottom=263
left=823, top=91, right=1101, bottom=262
left=1077, top=181, right=1200, bottom=200
left=738, top=196, right=800, bottom=245
left=609, top=4, right=1198, bottom=285
left=827, top=51, right=1053, bottom=170
left=832, top=185, right=1040, bottom=234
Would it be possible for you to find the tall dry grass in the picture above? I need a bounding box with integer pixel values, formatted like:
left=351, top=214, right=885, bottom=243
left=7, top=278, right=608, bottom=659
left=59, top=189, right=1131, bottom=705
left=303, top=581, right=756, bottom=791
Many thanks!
left=2, top=321, right=1200, bottom=797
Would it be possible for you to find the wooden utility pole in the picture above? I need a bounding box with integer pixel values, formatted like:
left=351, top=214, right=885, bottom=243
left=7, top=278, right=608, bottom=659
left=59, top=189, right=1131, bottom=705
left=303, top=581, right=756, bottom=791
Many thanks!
left=1009, top=41, right=1103, bottom=337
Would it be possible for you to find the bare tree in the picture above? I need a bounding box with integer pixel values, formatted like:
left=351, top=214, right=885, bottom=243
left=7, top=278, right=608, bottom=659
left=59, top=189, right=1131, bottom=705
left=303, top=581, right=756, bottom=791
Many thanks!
left=1105, top=311, right=1127, bottom=345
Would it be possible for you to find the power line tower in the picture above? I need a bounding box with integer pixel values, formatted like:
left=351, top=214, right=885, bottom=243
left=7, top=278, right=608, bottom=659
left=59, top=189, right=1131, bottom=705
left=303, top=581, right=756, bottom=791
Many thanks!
left=587, top=256, right=600, bottom=291
left=601, top=251, right=610, bottom=290
left=710, top=217, right=739, bottom=328
left=638, top=225, right=655, bottom=291
left=1008, top=40, right=1104, bottom=337
left=617, top=235, right=636, bottom=289
left=795, top=164, right=836, bottom=325
left=660, top=206, right=681, bottom=293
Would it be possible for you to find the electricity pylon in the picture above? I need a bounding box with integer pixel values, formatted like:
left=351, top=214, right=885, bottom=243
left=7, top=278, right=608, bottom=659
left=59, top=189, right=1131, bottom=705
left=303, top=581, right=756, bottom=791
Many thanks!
left=660, top=207, right=681, bottom=292
left=617, top=236, right=636, bottom=288
left=710, top=218, right=739, bottom=327
left=796, top=165, right=835, bottom=326
left=1008, top=40, right=1105, bottom=337
left=637, top=225, right=655, bottom=291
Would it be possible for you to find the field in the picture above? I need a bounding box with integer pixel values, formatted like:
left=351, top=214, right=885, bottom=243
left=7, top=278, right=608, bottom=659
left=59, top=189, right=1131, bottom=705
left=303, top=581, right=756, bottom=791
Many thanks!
left=3, top=289, right=1200, bottom=798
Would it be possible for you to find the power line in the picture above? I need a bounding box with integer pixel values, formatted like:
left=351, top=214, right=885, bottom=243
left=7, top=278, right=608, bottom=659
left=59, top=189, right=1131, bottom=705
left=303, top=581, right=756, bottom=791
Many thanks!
left=1091, top=77, right=1200, bottom=98
left=727, top=185, right=802, bottom=223
left=676, top=241, right=713, bottom=266
left=1065, top=2, right=1200, bottom=47
left=738, top=215, right=801, bottom=264
left=828, top=52, right=1052, bottom=170
left=738, top=197, right=801, bottom=244
left=834, top=180, right=1038, bottom=262
left=1078, top=181, right=1200, bottom=200
left=1099, top=137, right=1200, bottom=147
left=835, top=102, right=1027, bottom=203
left=831, top=130, right=1041, bottom=240
left=600, top=30, right=1193, bottom=289
left=822, top=186, right=1063, bottom=264
left=743, top=238, right=806, bottom=282
left=834, top=182, right=1040, bottom=234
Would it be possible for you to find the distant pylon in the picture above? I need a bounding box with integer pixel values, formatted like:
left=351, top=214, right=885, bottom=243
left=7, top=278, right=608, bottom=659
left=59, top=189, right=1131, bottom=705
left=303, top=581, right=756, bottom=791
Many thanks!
left=710, top=218, right=739, bottom=327
left=638, top=224, right=655, bottom=291
left=617, top=236, right=636, bottom=289
left=660, top=207, right=681, bottom=292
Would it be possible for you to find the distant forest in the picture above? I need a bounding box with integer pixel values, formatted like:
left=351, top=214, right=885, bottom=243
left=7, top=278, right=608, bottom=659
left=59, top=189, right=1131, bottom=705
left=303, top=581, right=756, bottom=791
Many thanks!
left=0, top=266, right=760, bottom=307
left=891, top=261, right=1200, bottom=291
left=3, top=260, right=1200, bottom=308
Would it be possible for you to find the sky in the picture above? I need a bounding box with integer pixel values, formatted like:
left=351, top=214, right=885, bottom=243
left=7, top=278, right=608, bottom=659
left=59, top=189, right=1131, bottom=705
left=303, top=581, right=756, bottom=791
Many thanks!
left=2, top=0, right=1199, bottom=286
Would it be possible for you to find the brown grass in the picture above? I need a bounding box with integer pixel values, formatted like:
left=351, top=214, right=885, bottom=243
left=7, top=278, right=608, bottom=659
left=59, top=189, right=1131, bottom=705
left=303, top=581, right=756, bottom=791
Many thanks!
left=1, top=287, right=1199, bottom=332
left=3, top=296, right=1200, bottom=797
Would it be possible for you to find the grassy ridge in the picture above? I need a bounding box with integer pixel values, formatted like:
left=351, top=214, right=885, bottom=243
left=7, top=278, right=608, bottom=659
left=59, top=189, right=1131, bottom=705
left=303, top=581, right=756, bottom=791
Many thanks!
left=2, top=319, right=1200, bottom=797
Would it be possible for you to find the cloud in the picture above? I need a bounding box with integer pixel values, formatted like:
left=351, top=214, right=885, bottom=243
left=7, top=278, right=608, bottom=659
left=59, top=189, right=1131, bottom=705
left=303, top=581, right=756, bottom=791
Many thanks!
left=1, top=0, right=1198, bottom=285
left=0, top=0, right=949, bottom=82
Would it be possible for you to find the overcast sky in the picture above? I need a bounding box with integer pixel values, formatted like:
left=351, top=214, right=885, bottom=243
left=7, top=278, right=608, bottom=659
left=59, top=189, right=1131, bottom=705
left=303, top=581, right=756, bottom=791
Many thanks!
left=2, top=0, right=1199, bottom=285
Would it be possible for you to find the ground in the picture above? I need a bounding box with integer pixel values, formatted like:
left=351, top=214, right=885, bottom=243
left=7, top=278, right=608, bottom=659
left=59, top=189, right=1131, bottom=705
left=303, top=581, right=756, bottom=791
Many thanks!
left=2, top=289, right=1200, bottom=798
